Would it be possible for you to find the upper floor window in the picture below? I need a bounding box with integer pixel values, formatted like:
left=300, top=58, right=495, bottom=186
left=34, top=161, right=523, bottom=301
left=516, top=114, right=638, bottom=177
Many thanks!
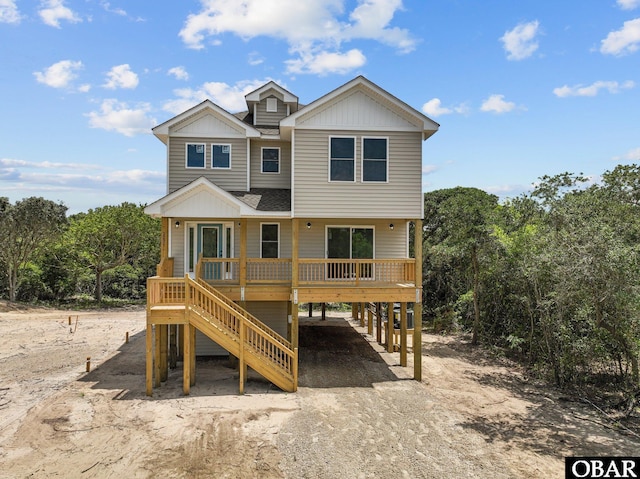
left=329, top=137, right=355, bottom=182
left=260, top=223, right=279, bottom=258
left=186, top=143, right=206, bottom=168
left=262, top=147, right=280, bottom=174
left=362, top=138, right=388, bottom=182
left=212, top=144, right=231, bottom=169
left=266, top=97, right=278, bottom=112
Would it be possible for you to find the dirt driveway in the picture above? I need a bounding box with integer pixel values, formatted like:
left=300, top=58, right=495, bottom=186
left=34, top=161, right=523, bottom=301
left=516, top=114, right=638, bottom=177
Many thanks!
left=0, top=304, right=638, bottom=478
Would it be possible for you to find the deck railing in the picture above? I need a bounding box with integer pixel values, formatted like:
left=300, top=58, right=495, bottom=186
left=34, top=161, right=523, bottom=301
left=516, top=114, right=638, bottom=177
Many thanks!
left=195, top=257, right=415, bottom=286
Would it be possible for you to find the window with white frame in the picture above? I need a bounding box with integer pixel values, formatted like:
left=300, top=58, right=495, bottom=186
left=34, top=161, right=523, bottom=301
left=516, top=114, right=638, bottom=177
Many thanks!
left=186, top=143, right=206, bottom=168
left=362, top=137, right=388, bottom=182
left=261, top=147, right=280, bottom=174
left=329, top=137, right=355, bottom=182
left=211, top=144, right=231, bottom=169
left=266, top=97, right=278, bottom=112
left=260, top=223, right=279, bottom=258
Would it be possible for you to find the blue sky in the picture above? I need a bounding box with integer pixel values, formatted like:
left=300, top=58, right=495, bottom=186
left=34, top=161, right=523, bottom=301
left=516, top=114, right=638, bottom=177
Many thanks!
left=1, top=0, right=639, bottom=214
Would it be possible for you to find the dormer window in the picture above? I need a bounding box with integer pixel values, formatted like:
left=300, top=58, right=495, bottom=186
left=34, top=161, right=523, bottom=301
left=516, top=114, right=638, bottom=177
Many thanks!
left=266, top=97, right=277, bottom=112
left=212, top=144, right=231, bottom=169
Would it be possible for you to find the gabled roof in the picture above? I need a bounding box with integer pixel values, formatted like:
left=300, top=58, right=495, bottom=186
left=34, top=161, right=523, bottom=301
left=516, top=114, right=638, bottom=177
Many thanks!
left=152, top=100, right=261, bottom=144
left=144, top=177, right=291, bottom=218
left=280, top=75, right=439, bottom=140
left=244, top=81, right=299, bottom=109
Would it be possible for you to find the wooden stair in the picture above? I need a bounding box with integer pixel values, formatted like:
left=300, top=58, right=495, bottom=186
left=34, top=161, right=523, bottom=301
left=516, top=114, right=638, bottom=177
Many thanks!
left=185, top=277, right=297, bottom=392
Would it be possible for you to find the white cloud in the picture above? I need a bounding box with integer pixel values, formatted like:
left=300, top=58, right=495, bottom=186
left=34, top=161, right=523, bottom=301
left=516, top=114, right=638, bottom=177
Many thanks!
left=0, top=0, right=21, bottom=24
left=421, top=98, right=468, bottom=117
left=168, top=66, right=189, bottom=81
left=600, top=18, right=640, bottom=56
left=553, top=80, right=635, bottom=97
left=248, top=51, right=264, bottom=66
left=480, top=94, right=517, bottom=114
left=103, top=64, right=139, bottom=89
left=617, top=0, right=640, bottom=10
left=163, top=78, right=279, bottom=114
left=612, top=147, right=640, bottom=162
left=422, top=164, right=438, bottom=175
left=86, top=99, right=156, bottom=136
left=34, top=60, right=83, bottom=88
left=0, top=158, right=102, bottom=170
left=178, top=0, right=415, bottom=75
left=285, top=48, right=366, bottom=75
left=38, top=0, right=82, bottom=28
left=100, top=1, right=126, bottom=16
left=500, top=20, right=540, bottom=60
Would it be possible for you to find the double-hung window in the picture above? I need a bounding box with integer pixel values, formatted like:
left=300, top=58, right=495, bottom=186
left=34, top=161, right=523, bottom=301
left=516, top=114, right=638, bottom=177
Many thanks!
left=266, top=97, right=278, bottom=112
left=260, top=223, right=279, bottom=258
left=329, top=137, right=355, bottom=182
left=186, top=143, right=206, bottom=168
left=212, top=144, right=231, bottom=169
left=362, top=137, right=388, bottom=182
left=262, top=147, right=280, bottom=174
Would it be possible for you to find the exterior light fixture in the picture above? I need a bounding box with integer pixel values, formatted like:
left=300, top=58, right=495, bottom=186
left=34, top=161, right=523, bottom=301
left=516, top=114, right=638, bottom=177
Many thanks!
left=174, top=221, right=180, bottom=228
left=306, top=222, right=312, bottom=229
left=389, top=223, right=394, bottom=230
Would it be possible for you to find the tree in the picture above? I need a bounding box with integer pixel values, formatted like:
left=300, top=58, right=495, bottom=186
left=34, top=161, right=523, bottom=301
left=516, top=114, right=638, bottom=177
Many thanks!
left=66, top=203, right=160, bottom=301
left=0, top=197, right=68, bottom=301
left=423, top=188, right=498, bottom=343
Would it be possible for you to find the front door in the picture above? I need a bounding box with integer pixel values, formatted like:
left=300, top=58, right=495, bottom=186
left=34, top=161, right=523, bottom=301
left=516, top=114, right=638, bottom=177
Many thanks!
left=197, top=224, right=223, bottom=280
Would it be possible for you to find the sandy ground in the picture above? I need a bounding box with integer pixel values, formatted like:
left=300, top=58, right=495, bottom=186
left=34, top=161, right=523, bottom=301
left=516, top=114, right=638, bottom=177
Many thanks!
left=0, top=302, right=638, bottom=478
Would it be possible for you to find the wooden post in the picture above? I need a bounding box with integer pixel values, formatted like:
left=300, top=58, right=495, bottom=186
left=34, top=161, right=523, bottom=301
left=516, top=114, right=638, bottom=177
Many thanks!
left=154, top=324, right=161, bottom=387
left=376, top=302, right=382, bottom=343
left=177, top=324, right=184, bottom=359
left=160, top=217, right=169, bottom=263
left=414, top=218, right=423, bottom=381
left=146, top=323, right=153, bottom=396
left=321, top=303, right=326, bottom=320
left=183, top=322, right=191, bottom=395
left=239, top=318, right=245, bottom=394
left=239, top=219, right=247, bottom=306
left=387, top=302, right=394, bottom=353
left=360, top=302, right=365, bottom=327
left=169, top=325, right=177, bottom=369
left=352, top=303, right=357, bottom=319
left=400, top=302, right=407, bottom=367
left=159, top=325, right=168, bottom=382
left=367, top=304, right=373, bottom=336
left=190, top=324, right=196, bottom=386
left=308, top=303, right=313, bottom=317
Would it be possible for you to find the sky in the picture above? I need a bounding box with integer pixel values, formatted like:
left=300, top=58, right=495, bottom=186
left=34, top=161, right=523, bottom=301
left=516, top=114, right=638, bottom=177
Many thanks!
left=1, top=0, right=639, bottom=214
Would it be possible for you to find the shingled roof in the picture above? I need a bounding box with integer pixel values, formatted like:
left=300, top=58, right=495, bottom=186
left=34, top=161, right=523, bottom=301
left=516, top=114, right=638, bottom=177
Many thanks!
left=230, top=188, right=291, bottom=212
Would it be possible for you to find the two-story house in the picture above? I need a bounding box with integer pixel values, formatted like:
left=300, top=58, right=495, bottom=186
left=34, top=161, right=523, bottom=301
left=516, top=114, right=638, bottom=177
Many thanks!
left=144, top=76, right=439, bottom=395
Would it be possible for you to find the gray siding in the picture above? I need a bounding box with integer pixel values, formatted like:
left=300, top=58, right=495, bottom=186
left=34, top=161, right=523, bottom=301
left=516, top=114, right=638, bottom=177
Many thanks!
left=168, top=136, right=248, bottom=193
left=250, top=140, right=291, bottom=189
left=293, top=130, right=423, bottom=218
left=255, top=96, right=287, bottom=126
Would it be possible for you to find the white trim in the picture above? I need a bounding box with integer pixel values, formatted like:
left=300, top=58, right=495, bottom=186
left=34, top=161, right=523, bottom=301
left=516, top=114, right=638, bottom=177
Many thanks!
left=253, top=104, right=257, bottom=125
left=361, top=136, right=389, bottom=183
left=261, top=146, right=281, bottom=174
left=405, top=221, right=410, bottom=258
left=185, top=142, right=206, bottom=169
left=246, top=138, right=251, bottom=191
left=260, top=222, right=280, bottom=258
left=210, top=143, right=232, bottom=169
left=165, top=137, right=171, bottom=194
left=290, top=130, right=295, bottom=216
left=328, top=136, right=356, bottom=183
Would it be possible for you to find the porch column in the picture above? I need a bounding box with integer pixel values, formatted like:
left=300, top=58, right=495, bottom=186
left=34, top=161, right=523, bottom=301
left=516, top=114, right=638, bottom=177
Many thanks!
left=183, top=322, right=191, bottom=395
left=161, top=217, right=169, bottom=262
left=146, top=321, right=153, bottom=396
left=387, top=302, right=394, bottom=353
left=239, top=219, right=247, bottom=306
left=400, top=302, right=407, bottom=367
left=414, top=218, right=423, bottom=381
